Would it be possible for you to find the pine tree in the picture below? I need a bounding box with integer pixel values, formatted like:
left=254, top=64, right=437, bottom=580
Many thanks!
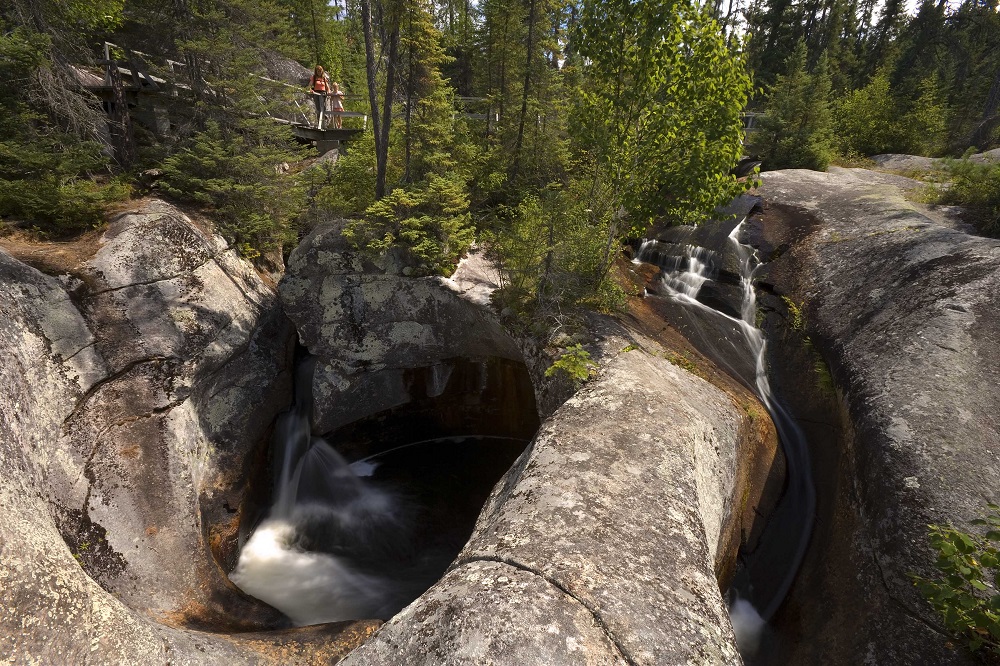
left=835, top=70, right=908, bottom=155
left=400, top=0, right=456, bottom=183
left=0, top=2, right=130, bottom=232
left=159, top=119, right=307, bottom=257
left=902, top=74, right=950, bottom=156
left=753, top=42, right=835, bottom=170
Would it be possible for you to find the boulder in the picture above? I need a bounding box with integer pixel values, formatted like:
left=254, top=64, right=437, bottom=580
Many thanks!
left=342, top=325, right=772, bottom=665
left=869, top=153, right=942, bottom=172
left=0, top=201, right=368, bottom=663
left=758, top=168, right=999, bottom=664
left=969, top=147, right=1000, bottom=164
left=279, top=222, right=523, bottom=434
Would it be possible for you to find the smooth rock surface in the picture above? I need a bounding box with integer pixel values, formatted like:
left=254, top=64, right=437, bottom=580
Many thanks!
left=759, top=168, right=999, bottom=665
left=341, top=561, right=627, bottom=666
left=970, top=147, right=1000, bottom=163
left=0, top=201, right=374, bottom=663
left=343, top=338, right=750, bottom=665
left=869, top=153, right=942, bottom=172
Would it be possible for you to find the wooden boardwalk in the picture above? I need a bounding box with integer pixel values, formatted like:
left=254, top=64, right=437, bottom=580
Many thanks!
left=289, top=123, right=363, bottom=154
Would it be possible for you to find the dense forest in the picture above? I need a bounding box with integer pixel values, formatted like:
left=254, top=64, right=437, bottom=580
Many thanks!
left=2, top=0, right=999, bottom=328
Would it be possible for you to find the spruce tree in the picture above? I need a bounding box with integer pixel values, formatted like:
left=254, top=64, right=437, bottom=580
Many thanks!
left=753, top=41, right=835, bottom=170
left=835, top=70, right=907, bottom=156
left=0, top=3, right=130, bottom=232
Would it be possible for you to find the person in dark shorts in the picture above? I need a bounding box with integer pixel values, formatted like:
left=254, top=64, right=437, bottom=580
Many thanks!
left=308, top=65, right=331, bottom=129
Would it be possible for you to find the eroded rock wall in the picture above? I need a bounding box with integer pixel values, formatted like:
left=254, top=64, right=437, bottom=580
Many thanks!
left=279, top=222, right=523, bottom=434
left=342, top=340, right=749, bottom=665
left=759, top=168, right=1000, bottom=664
left=0, top=201, right=363, bottom=664
left=297, top=238, right=778, bottom=664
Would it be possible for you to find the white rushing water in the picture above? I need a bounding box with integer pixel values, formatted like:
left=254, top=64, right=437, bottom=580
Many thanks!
left=229, top=361, right=414, bottom=625
left=230, top=518, right=396, bottom=625
left=636, top=215, right=816, bottom=657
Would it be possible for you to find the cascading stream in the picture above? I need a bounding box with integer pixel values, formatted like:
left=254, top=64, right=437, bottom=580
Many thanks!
left=229, top=356, right=535, bottom=627
left=635, top=213, right=816, bottom=657
left=230, top=359, right=417, bottom=625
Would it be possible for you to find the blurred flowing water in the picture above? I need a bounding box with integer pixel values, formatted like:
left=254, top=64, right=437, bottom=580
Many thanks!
left=230, top=358, right=529, bottom=625
left=635, top=199, right=815, bottom=657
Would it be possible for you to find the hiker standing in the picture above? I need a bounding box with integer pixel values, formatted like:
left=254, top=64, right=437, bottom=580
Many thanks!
left=308, top=65, right=331, bottom=129
left=329, top=82, right=345, bottom=129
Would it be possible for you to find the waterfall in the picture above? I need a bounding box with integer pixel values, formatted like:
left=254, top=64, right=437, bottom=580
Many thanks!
left=230, top=359, right=416, bottom=626
left=636, top=214, right=816, bottom=656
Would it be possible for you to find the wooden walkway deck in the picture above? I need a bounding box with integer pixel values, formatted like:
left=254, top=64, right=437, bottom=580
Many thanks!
left=289, top=123, right=363, bottom=154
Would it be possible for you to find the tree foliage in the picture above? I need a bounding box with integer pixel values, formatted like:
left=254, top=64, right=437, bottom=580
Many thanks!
left=752, top=41, right=834, bottom=170
left=834, top=71, right=908, bottom=156
left=159, top=119, right=307, bottom=257
left=0, top=17, right=129, bottom=233
left=573, top=0, right=751, bottom=231
left=482, top=183, right=623, bottom=325
left=938, top=159, right=1000, bottom=237
left=344, top=173, right=474, bottom=274
left=912, top=503, right=1000, bottom=656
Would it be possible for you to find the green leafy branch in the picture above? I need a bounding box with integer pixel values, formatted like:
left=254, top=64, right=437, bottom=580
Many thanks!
left=545, top=344, right=597, bottom=385
left=912, top=503, right=1000, bottom=656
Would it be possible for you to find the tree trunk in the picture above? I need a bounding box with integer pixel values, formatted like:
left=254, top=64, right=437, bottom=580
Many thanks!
left=404, top=6, right=413, bottom=184
left=462, top=0, right=473, bottom=95
left=536, top=204, right=555, bottom=309
left=377, top=25, right=399, bottom=198
left=984, top=67, right=1000, bottom=123
left=103, top=59, right=136, bottom=168
left=360, top=0, right=388, bottom=199
left=970, top=71, right=1000, bottom=149
left=511, top=0, right=538, bottom=182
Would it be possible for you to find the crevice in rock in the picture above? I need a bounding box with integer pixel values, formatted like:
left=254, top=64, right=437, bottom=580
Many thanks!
left=210, top=255, right=261, bottom=307
left=78, top=396, right=188, bottom=513
left=62, top=355, right=180, bottom=431
left=61, top=339, right=98, bottom=363
left=454, top=555, right=639, bottom=666
left=228, top=352, right=541, bottom=630
left=87, top=251, right=222, bottom=296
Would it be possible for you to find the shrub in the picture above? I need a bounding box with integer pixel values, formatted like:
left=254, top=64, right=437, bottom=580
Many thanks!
left=912, top=503, right=1000, bottom=656
left=939, top=160, right=1000, bottom=236
left=752, top=43, right=835, bottom=171
left=835, top=73, right=909, bottom=156
left=343, top=173, right=474, bottom=275
left=0, top=28, right=128, bottom=233
left=902, top=75, right=950, bottom=157
left=159, top=119, right=306, bottom=257
left=545, top=343, right=597, bottom=385
left=483, top=182, right=617, bottom=324
left=0, top=136, right=130, bottom=233
left=309, top=129, right=378, bottom=219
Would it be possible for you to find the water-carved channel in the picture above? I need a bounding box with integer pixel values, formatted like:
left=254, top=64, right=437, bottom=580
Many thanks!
left=634, top=197, right=816, bottom=658
left=230, top=354, right=539, bottom=626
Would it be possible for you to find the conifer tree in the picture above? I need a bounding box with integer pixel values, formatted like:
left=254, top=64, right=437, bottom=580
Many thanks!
left=400, top=0, right=456, bottom=183
left=903, top=74, right=950, bottom=156
left=0, top=1, right=130, bottom=231
left=753, top=42, right=835, bottom=170
left=835, top=70, right=907, bottom=155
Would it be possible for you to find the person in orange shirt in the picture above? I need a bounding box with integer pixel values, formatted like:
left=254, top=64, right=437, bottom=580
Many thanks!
left=308, top=65, right=331, bottom=129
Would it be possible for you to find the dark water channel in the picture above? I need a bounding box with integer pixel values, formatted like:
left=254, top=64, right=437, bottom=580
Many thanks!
left=229, top=354, right=537, bottom=626
left=634, top=195, right=817, bottom=660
